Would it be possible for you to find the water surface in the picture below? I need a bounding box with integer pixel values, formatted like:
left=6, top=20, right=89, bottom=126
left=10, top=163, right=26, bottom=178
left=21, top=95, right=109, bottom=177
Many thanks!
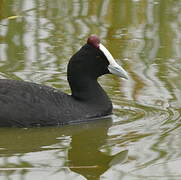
left=0, top=0, right=181, bottom=179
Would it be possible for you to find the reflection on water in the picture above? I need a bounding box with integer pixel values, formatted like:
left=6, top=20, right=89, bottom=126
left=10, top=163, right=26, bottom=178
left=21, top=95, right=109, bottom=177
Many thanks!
left=0, top=119, right=112, bottom=179
left=0, top=0, right=181, bottom=179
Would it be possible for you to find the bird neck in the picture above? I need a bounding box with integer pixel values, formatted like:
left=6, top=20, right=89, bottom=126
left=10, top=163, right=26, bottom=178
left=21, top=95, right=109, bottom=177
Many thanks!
left=68, top=76, right=110, bottom=103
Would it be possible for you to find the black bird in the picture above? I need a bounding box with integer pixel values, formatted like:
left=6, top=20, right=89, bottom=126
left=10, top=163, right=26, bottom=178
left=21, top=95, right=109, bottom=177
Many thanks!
left=0, top=35, right=128, bottom=127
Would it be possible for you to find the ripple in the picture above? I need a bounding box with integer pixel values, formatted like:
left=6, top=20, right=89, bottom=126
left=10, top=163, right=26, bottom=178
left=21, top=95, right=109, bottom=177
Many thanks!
left=109, top=99, right=181, bottom=142
left=100, top=97, right=181, bottom=178
left=113, top=100, right=168, bottom=123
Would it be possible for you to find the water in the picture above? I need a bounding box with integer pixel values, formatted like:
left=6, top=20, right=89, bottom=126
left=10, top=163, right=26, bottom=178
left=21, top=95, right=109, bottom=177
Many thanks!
left=0, top=0, right=181, bottom=179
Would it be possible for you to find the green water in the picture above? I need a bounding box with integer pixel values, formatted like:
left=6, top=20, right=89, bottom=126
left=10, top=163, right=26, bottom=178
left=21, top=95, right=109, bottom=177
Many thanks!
left=0, top=0, right=181, bottom=179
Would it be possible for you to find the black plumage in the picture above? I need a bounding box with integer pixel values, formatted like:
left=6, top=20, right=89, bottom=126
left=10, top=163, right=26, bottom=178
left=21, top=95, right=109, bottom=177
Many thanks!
left=0, top=43, right=112, bottom=127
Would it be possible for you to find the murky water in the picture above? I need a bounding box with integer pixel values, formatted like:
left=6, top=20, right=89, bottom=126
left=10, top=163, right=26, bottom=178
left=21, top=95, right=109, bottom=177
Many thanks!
left=0, top=0, right=181, bottom=179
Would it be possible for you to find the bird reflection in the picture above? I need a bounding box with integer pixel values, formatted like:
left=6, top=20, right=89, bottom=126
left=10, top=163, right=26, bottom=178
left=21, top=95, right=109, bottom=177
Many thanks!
left=0, top=118, right=113, bottom=179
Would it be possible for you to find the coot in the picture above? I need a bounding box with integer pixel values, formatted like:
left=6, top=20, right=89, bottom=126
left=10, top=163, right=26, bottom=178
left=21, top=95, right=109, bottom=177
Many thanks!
left=0, top=35, right=128, bottom=127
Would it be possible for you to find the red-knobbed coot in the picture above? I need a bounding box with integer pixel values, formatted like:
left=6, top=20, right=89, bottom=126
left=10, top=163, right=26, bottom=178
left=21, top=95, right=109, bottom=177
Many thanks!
left=0, top=35, right=128, bottom=127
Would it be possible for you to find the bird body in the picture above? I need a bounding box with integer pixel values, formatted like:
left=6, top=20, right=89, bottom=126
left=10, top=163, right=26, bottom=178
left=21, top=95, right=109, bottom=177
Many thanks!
left=0, top=79, right=112, bottom=127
